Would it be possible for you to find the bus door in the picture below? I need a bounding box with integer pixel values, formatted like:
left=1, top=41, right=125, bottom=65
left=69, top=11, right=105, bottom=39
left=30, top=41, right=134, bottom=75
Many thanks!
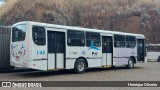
left=137, top=39, right=145, bottom=62
left=47, top=31, right=65, bottom=70
left=102, top=36, right=113, bottom=66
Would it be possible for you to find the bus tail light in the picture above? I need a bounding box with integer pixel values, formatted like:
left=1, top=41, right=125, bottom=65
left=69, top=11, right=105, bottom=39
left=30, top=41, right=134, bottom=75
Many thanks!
left=16, top=56, right=19, bottom=59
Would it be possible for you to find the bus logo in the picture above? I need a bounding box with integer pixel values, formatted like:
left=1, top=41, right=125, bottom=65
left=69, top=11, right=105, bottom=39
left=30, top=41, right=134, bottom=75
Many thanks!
left=20, top=44, right=24, bottom=50
left=88, top=40, right=100, bottom=50
left=92, top=52, right=98, bottom=56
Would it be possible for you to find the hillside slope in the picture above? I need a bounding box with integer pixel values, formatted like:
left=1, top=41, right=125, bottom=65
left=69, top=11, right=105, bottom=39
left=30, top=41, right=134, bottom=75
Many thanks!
left=0, top=0, right=160, bottom=43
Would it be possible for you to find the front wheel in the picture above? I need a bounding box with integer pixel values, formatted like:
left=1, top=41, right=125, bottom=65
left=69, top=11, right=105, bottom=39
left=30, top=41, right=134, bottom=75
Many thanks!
left=74, top=59, right=87, bottom=74
left=126, top=58, right=134, bottom=69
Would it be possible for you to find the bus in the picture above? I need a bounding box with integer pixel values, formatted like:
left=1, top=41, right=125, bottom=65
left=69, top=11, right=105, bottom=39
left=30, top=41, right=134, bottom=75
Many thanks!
left=10, top=21, right=147, bottom=73
left=147, top=44, right=160, bottom=62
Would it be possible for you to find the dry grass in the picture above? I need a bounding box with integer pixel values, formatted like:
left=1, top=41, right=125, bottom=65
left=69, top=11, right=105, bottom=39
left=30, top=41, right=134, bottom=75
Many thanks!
left=0, top=0, right=20, bottom=18
left=0, top=0, right=160, bottom=43
left=0, top=0, right=159, bottom=25
left=0, top=0, right=74, bottom=25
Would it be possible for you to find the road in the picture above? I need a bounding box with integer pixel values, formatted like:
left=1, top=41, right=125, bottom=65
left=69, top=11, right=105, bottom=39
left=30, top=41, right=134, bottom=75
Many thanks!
left=0, top=62, right=160, bottom=90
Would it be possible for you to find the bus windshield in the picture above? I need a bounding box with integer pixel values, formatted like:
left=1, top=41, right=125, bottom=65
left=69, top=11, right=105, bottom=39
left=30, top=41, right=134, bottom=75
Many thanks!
left=12, top=24, right=26, bottom=42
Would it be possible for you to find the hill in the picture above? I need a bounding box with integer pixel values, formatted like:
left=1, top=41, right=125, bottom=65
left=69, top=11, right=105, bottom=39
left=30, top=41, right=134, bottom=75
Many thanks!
left=0, top=0, right=160, bottom=43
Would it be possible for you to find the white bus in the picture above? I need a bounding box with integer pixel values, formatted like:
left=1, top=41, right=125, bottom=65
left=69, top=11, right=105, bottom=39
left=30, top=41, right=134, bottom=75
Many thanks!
left=10, top=21, right=147, bottom=73
left=147, top=44, right=160, bottom=62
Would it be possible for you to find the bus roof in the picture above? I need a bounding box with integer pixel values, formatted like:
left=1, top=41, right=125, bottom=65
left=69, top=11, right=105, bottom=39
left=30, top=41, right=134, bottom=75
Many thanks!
left=12, top=21, right=145, bottom=39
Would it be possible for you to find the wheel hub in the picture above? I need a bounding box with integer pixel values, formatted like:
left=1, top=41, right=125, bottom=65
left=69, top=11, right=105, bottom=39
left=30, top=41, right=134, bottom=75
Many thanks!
left=78, top=62, right=84, bottom=71
left=129, top=60, right=133, bottom=67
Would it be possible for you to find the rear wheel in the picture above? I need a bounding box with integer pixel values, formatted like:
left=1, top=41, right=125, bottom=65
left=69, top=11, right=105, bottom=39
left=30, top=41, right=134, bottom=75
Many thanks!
left=74, top=59, right=87, bottom=73
left=126, top=58, right=134, bottom=69
left=111, top=66, right=116, bottom=69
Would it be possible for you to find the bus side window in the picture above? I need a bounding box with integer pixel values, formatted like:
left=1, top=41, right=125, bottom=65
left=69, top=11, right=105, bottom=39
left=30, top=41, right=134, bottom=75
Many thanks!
left=67, top=30, right=85, bottom=46
left=126, top=36, right=136, bottom=48
left=86, top=32, right=101, bottom=47
left=114, top=35, right=125, bottom=48
left=32, top=26, right=46, bottom=45
left=12, top=25, right=26, bottom=42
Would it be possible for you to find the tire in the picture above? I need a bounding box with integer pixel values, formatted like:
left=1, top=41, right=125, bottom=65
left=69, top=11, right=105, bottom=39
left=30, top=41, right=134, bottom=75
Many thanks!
left=158, top=56, right=160, bottom=62
left=74, top=58, right=87, bottom=74
left=111, top=66, right=116, bottom=69
left=126, top=58, right=134, bottom=69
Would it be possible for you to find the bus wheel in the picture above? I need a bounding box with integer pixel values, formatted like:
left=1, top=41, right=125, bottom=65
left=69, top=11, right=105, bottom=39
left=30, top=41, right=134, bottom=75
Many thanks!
left=158, top=56, right=160, bottom=62
left=126, top=58, right=134, bottom=69
left=74, top=59, right=87, bottom=74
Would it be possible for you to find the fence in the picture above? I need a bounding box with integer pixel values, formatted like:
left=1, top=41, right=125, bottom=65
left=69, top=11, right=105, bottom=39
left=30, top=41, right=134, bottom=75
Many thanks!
left=0, top=26, right=11, bottom=70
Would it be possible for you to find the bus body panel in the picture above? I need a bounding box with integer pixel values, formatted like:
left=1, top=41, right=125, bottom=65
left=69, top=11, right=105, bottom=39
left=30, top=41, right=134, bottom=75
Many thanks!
left=106, top=53, right=112, bottom=65
left=30, top=24, right=48, bottom=70
left=66, top=46, right=102, bottom=68
left=113, top=48, right=137, bottom=66
left=10, top=22, right=32, bottom=68
left=146, top=44, right=160, bottom=62
left=66, top=59, right=76, bottom=69
left=87, top=59, right=102, bottom=67
left=147, top=52, right=160, bottom=61
left=32, top=46, right=47, bottom=60
left=48, top=54, right=55, bottom=69
left=32, top=60, right=47, bottom=70
left=66, top=47, right=102, bottom=60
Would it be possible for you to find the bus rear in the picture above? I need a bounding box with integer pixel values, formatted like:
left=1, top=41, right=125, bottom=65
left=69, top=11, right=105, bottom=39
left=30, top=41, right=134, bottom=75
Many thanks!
left=10, top=22, right=31, bottom=68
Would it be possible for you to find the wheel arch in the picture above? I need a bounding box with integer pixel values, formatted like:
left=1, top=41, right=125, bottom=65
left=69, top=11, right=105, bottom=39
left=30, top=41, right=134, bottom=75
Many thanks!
left=130, top=56, right=136, bottom=64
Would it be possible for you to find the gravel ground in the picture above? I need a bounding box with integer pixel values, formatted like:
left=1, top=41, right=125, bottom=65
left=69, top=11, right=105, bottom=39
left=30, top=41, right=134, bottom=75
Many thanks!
left=0, top=62, right=160, bottom=90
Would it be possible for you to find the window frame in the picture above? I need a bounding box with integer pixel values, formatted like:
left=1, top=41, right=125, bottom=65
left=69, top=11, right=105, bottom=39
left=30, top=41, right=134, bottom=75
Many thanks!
left=86, top=31, right=101, bottom=47
left=32, top=26, right=46, bottom=46
left=114, top=34, right=125, bottom=48
left=126, top=36, right=136, bottom=48
left=67, top=30, right=85, bottom=47
left=12, top=24, right=27, bottom=42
